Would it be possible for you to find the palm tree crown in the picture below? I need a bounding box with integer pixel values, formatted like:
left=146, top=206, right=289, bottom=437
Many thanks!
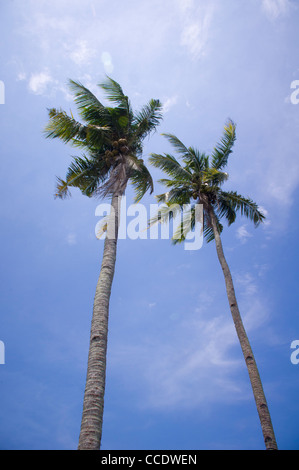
left=44, top=76, right=163, bottom=201
left=149, top=119, right=265, bottom=241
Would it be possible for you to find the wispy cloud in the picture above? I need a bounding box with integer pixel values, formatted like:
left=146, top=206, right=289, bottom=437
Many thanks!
left=68, top=40, right=96, bottom=66
left=26, top=69, right=73, bottom=101
left=66, top=233, right=77, bottom=246
left=178, top=0, right=214, bottom=59
left=235, top=272, right=258, bottom=296
left=101, top=52, right=114, bottom=74
left=236, top=225, right=253, bottom=244
left=148, top=302, right=157, bottom=309
left=28, top=70, right=54, bottom=95
left=162, top=95, right=178, bottom=113
left=109, top=313, right=244, bottom=410
left=108, top=273, right=273, bottom=411
left=17, top=72, right=27, bottom=82
left=261, top=0, right=291, bottom=20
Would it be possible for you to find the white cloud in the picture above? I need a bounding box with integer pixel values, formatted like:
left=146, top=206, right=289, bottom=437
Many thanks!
left=17, top=72, right=27, bottom=81
left=176, top=0, right=195, bottom=12
left=235, top=272, right=258, bottom=296
left=262, top=0, right=290, bottom=20
left=66, top=233, right=77, bottom=246
left=148, top=302, right=157, bottom=309
left=108, top=273, right=273, bottom=411
left=259, top=205, right=269, bottom=218
left=27, top=69, right=72, bottom=100
left=69, top=40, right=96, bottom=66
left=236, top=225, right=253, bottom=244
left=162, top=95, right=178, bottom=113
left=179, top=2, right=214, bottom=59
left=264, top=151, right=299, bottom=209
left=101, top=51, right=114, bottom=74
left=258, top=206, right=272, bottom=228
left=109, top=313, right=244, bottom=410
left=28, top=70, right=54, bottom=95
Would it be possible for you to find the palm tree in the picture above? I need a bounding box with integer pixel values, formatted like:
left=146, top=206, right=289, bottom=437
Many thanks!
left=149, top=119, right=278, bottom=450
left=44, top=77, right=163, bottom=450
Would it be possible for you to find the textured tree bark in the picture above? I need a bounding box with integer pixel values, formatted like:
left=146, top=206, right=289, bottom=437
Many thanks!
left=78, top=193, right=121, bottom=450
left=208, top=207, right=278, bottom=450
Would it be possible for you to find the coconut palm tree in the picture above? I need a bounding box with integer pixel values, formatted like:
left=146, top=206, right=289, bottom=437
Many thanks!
left=149, top=119, right=278, bottom=450
left=44, top=77, right=163, bottom=450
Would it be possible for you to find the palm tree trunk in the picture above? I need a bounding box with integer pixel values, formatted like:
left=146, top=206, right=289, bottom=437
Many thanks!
left=208, top=206, right=277, bottom=450
left=78, top=193, right=121, bottom=450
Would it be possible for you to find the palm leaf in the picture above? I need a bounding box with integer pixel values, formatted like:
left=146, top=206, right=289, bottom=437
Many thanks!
left=216, top=194, right=237, bottom=225
left=149, top=153, right=191, bottom=181
left=148, top=201, right=182, bottom=228
left=44, top=108, right=88, bottom=144
left=162, top=133, right=190, bottom=157
left=202, top=167, right=229, bottom=186
left=44, top=108, right=108, bottom=149
left=68, top=79, right=110, bottom=126
left=99, top=76, right=132, bottom=119
left=203, top=213, right=223, bottom=243
left=129, top=159, right=154, bottom=202
left=219, top=191, right=265, bottom=226
left=133, top=99, right=163, bottom=140
left=183, top=148, right=208, bottom=172
left=55, top=177, right=71, bottom=199
left=210, top=119, right=236, bottom=170
left=172, top=205, right=196, bottom=244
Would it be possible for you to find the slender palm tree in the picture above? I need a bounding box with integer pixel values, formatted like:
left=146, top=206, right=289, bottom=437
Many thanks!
left=149, top=119, right=278, bottom=450
left=44, top=77, right=163, bottom=450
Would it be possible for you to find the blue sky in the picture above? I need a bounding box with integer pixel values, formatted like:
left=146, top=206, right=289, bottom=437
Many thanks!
left=0, top=0, right=299, bottom=450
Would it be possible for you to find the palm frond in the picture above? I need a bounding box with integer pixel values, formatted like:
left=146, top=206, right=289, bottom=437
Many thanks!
left=55, top=177, right=71, bottom=199
left=219, top=191, right=265, bottom=226
left=162, top=133, right=190, bottom=157
left=148, top=201, right=182, bottom=228
left=44, top=108, right=109, bottom=149
left=216, top=194, right=237, bottom=225
left=160, top=186, right=192, bottom=205
left=44, top=108, right=88, bottom=144
left=202, top=167, right=229, bottom=186
left=183, top=148, right=208, bottom=172
left=149, top=153, right=191, bottom=181
left=133, top=99, right=163, bottom=140
left=203, top=213, right=223, bottom=243
left=66, top=156, right=103, bottom=197
left=105, top=106, right=130, bottom=135
left=68, top=79, right=109, bottom=125
left=210, top=119, right=236, bottom=170
left=129, top=159, right=154, bottom=202
left=99, top=76, right=132, bottom=118
left=172, top=206, right=196, bottom=244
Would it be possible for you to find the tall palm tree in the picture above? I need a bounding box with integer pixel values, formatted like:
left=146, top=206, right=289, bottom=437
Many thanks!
left=149, top=119, right=278, bottom=450
left=44, top=77, right=163, bottom=450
